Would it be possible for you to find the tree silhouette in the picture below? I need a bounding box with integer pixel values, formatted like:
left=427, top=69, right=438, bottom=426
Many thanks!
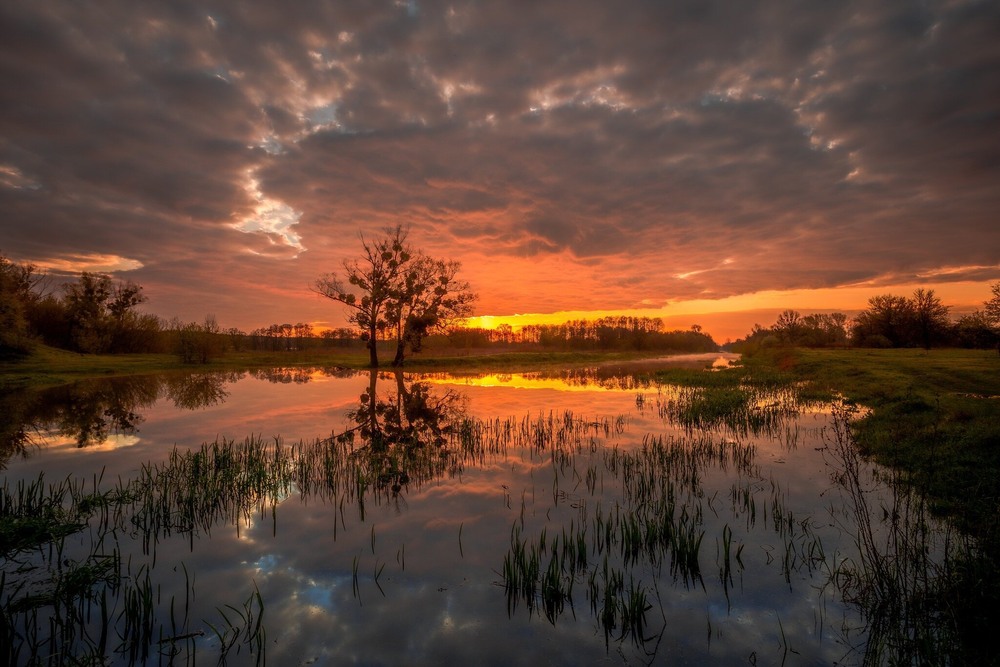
left=0, top=254, right=40, bottom=356
left=388, top=255, right=475, bottom=366
left=314, top=226, right=475, bottom=366
left=986, top=281, right=1000, bottom=326
left=315, top=226, right=412, bottom=367
left=910, top=288, right=950, bottom=350
left=851, top=294, right=916, bottom=348
left=346, top=371, right=465, bottom=497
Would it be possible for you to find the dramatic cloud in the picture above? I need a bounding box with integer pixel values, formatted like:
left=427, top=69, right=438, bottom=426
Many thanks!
left=2, top=0, right=998, bottom=335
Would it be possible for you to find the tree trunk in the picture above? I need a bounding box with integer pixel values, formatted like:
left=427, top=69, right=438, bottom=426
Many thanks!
left=365, top=370, right=382, bottom=448
left=367, top=322, right=379, bottom=367
left=391, top=339, right=405, bottom=366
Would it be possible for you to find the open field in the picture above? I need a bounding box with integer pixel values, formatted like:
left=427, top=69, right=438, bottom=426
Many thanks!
left=0, top=344, right=707, bottom=388
left=745, top=348, right=1000, bottom=529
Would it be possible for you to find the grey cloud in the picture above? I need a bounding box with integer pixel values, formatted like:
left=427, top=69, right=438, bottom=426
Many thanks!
left=1, top=0, right=998, bottom=325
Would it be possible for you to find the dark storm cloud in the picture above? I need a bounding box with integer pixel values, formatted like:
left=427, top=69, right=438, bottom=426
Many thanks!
left=1, top=0, right=998, bottom=324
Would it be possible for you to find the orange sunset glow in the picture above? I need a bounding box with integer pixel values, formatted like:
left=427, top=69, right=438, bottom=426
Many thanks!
left=2, top=1, right=998, bottom=342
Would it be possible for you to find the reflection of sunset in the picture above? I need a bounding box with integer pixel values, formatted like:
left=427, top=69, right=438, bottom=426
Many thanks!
left=430, top=374, right=630, bottom=393
left=47, top=432, right=141, bottom=452
left=429, top=373, right=676, bottom=397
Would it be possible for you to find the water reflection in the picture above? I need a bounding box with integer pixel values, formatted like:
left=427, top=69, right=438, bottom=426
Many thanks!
left=345, top=371, right=467, bottom=498
left=0, top=373, right=238, bottom=465
left=434, top=370, right=658, bottom=393
left=0, top=365, right=971, bottom=665
left=0, top=366, right=673, bottom=467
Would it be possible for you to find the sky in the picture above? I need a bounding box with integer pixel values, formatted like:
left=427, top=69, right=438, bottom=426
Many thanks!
left=2, top=0, right=999, bottom=342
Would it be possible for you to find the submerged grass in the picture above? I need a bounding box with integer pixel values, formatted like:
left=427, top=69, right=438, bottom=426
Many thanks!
left=657, top=346, right=1000, bottom=664
left=4, top=348, right=997, bottom=663
left=0, top=447, right=281, bottom=664
left=497, top=420, right=837, bottom=651
left=825, top=404, right=976, bottom=666
left=1, top=408, right=625, bottom=662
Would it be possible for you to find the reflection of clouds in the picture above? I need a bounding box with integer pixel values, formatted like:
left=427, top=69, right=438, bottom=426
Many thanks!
left=3, top=371, right=925, bottom=663
left=46, top=432, right=141, bottom=452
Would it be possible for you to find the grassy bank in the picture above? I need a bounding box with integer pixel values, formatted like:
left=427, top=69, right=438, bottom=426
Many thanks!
left=0, top=344, right=686, bottom=389
left=0, top=345, right=370, bottom=388
left=662, top=347, right=1000, bottom=663
left=742, top=347, right=1000, bottom=534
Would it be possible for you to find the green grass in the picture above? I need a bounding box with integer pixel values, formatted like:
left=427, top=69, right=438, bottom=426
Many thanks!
left=0, top=345, right=370, bottom=388
left=0, top=344, right=701, bottom=389
left=654, top=346, right=1000, bottom=664
left=741, top=348, right=1000, bottom=533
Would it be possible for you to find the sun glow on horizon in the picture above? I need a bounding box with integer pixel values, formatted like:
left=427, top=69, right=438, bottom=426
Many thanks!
left=463, top=278, right=997, bottom=341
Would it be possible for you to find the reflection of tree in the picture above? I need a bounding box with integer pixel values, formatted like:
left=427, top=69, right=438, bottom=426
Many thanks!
left=546, top=368, right=659, bottom=391
left=0, top=373, right=244, bottom=467
left=0, top=389, right=39, bottom=466
left=162, top=372, right=236, bottom=410
left=250, top=366, right=357, bottom=384
left=44, top=377, right=160, bottom=448
left=250, top=367, right=313, bottom=384
left=346, top=371, right=467, bottom=496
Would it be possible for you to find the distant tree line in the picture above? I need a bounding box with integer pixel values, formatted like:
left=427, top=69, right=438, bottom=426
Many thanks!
left=1, top=256, right=162, bottom=357
left=244, top=323, right=368, bottom=352
left=446, top=316, right=718, bottom=353
left=0, top=254, right=215, bottom=362
left=730, top=285, right=1000, bottom=351
left=6, top=250, right=997, bottom=362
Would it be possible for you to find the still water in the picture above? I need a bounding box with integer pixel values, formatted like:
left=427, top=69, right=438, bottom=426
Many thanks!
left=0, top=362, right=944, bottom=665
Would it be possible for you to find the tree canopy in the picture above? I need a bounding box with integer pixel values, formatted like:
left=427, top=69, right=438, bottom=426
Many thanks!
left=314, top=226, right=476, bottom=367
left=0, top=254, right=41, bottom=356
left=851, top=289, right=951, bottom=349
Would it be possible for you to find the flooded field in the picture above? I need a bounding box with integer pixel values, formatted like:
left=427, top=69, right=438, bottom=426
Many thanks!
left=1, top=361, right=959, bottom=665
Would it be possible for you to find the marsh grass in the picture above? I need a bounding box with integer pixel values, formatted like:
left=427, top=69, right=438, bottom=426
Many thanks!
left=2, top=357, right=994, bottom=664
left=1, top=406, right=625, bottom=662
left=742, top=348, right=1000, bottom=663
left=497, top=417, right=836, bottom=649
left=0, top=459, right=275, bottom=664
left=653, top=382, right=803, bottom=438
left=823, top=404, right=984, bottom=665
left=744, top=348, right=1000, bottom=532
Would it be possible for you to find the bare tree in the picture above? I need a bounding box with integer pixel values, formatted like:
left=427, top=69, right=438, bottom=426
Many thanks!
left=911, top=288, right=950, bottom=349
left=314, top=226, right=412, bottom=367
left=314, top=226, right=476, bottom=367
left=388, top=256, right=476, bottom=366
left=985, top=281, right=1000, bottom=325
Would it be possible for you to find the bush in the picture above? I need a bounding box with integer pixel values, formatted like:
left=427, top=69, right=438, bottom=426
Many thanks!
left=175, top=320, right=225, bottom=364
left=861, top=334, right=893, bottom=349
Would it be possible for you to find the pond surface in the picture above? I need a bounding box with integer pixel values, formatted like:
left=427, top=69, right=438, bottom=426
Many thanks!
left=0, top=360, right=948, bottom=665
